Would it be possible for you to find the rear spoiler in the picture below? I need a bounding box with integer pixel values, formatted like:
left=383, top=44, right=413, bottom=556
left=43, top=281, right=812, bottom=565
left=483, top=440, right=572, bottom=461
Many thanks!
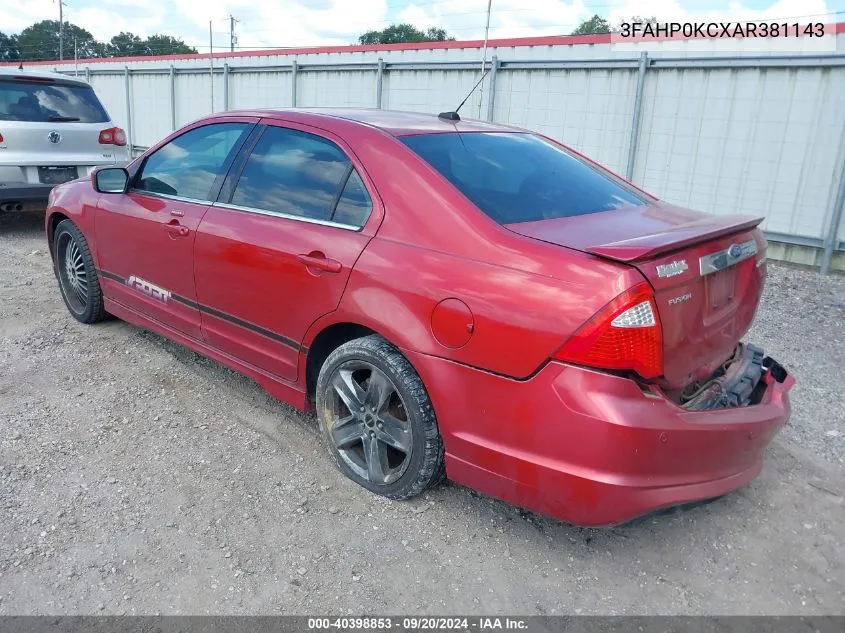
left=584, top=215, right=764, bottom=262
left=0, top=74, right=91, bottom=88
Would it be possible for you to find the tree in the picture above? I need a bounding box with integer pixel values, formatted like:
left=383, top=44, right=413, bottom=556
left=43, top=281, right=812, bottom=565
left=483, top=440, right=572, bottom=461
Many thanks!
left=0, top=32, right=20, bottom=61
left=16, top=20, right=103, bottom=61
left=142, top=34, right=197, bottom=56
left=570, top=14, right=610, bottom=35
left=358, top=23, right=455, bottom=45
left=2, top=21, right=196, bottom=62
left=107, top=31, right=146, bottom=57
left=613, top=16, right=659, bottom=32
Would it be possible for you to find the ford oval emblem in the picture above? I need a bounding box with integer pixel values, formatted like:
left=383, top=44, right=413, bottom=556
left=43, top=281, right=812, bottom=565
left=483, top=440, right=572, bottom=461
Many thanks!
left=48, top=131, right=62, bottom=144
left=728, top=243, right=742, bottom=258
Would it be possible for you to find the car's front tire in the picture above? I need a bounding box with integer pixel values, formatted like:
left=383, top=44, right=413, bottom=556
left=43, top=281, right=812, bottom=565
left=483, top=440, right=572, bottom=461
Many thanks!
left=316, top=335, right=445, bottom=500
left=53, top=219, right=107, bottom=324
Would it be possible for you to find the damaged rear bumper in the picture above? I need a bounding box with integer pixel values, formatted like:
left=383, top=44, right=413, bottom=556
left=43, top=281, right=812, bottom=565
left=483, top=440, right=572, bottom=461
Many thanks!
left=675, top=344, right=791, bottom=410
left=406, top=346, right=794, bottom=527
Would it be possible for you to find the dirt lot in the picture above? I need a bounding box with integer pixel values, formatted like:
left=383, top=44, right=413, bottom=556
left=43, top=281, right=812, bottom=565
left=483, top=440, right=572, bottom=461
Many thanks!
left=0, top=211, right=843, bottom=615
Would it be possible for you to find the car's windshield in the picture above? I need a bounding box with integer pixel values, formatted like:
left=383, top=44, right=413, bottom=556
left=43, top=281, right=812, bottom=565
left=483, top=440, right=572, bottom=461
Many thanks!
left=0, top=79, right=109, bottom=123
left=401, top=132, right=649, bottom=224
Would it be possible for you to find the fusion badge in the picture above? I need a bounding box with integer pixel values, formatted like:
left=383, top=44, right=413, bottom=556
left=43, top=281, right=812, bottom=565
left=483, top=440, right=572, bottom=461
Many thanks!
left=126, top=276, right=171, bottom=303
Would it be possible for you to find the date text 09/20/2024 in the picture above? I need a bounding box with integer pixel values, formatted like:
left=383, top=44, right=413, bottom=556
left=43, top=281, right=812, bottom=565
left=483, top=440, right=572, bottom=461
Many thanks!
left=307, top=617, right=528, bottom=630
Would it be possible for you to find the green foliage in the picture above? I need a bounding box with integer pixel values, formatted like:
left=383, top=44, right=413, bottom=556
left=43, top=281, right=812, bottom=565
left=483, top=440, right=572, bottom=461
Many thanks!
left=142, top=34, right=197, bottom=56
left=613, top=16, right=659, bottom=32
left=17, top=20, right=104, bottom=61
left=0, top=31, right=20, bottom=61
left=107, top=31, right=145, bottom=57
left=570, top=14, right=611, bottom=35
left=358, top=23, right=455, bottom=45
left=0, top=20, right=198, bottom=62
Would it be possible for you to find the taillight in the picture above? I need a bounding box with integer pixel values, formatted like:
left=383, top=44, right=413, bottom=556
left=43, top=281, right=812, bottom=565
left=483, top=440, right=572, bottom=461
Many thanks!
left=554, top=282, right=663, bottom=379
left=98, top=127, right=126, bottom=146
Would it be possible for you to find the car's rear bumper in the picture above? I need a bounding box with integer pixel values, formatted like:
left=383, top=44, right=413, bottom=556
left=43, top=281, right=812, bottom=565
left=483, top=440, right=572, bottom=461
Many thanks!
left=406, top=350, right=793, bottom=527
left=0, top=182, right=54, bottom=205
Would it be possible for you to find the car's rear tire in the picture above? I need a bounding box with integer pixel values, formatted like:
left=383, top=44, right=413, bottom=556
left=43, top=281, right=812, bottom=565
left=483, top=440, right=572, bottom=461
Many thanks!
left=53, top=219, right=107, bottom=324
left=316, top=334, right=445, bottom=500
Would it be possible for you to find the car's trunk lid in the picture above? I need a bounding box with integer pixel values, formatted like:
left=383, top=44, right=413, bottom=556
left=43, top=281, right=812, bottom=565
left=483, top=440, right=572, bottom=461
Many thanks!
left=506, top=202, right=767, bottom=387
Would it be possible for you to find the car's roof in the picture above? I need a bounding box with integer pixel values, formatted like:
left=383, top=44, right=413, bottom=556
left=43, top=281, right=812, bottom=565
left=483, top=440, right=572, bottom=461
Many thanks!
left=0, top=67, right=91, bottom=87
left=207, top=107, right=527, bottom=137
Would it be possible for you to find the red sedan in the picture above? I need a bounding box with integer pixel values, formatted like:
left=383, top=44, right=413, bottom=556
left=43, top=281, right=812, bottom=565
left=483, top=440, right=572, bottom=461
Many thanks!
left=45, top=109, right=793, bottom=526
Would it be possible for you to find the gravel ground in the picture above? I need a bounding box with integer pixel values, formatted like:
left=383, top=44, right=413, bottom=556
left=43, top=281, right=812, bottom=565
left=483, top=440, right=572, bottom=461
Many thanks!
left=0, top=210, right=843, bottom=615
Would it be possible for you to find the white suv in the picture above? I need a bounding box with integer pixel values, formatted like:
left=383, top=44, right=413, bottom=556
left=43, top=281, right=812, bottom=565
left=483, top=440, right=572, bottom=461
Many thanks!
left=0, top=68, right=130, bottom=212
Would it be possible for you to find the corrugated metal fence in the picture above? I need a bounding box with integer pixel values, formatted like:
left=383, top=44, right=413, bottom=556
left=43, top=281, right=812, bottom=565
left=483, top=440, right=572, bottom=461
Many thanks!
left=46, top=38, right=845, bottom=272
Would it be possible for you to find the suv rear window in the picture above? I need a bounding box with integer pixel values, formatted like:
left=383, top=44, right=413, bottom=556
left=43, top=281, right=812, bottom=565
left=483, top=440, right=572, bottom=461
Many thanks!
left=0, top=79, right=109, bottom=123
left=401, top=132, right=648, bottom=224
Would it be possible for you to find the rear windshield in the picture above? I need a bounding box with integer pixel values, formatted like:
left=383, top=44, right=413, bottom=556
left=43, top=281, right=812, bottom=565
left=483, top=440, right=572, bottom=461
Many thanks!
left=0, top=79, right=109, bottom=123
left=401, top=132, right=648, bottom=224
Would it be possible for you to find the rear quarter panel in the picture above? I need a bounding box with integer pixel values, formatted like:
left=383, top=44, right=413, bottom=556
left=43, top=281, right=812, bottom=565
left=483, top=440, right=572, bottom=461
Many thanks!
left=310, top=238, right=643, bottom=378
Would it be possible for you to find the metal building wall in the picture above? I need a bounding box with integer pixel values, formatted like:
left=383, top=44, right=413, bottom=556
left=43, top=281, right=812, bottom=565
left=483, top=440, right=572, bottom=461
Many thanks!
left=229, top=68, right=293, bottom=111
left=634, top=66, right=845, bottom=245
left=493, top=67, right=639, bottom=174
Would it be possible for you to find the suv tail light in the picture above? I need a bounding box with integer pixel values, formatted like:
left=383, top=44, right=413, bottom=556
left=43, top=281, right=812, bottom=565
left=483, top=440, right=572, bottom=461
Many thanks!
left=98, top=127, right=126, bottom=146
left=554, top=282, right=663, bottom=379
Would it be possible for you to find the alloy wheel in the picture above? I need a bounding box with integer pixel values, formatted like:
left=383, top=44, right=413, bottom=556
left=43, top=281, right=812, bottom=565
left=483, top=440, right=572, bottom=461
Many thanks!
left=57, top=232, right=89, bottom=314
left=324, top=360, right=413, bottom=485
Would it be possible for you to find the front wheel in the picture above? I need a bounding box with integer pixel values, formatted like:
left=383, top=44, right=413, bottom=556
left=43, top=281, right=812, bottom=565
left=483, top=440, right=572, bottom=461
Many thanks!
left=316, top=335, right=445, bottom=500
left=53, top=219, right=107, bottom=324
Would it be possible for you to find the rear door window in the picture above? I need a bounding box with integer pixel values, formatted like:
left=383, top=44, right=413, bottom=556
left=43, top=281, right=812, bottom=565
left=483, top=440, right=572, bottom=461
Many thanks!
left=0, top=78, right=109, bottom=123
left=134, top=123, right=249, bottom=201
left=229, top=126, right=371, bottom=227
left=333, top=170, right=372, bottom=227
left=401, top=132, right=648, bottom=224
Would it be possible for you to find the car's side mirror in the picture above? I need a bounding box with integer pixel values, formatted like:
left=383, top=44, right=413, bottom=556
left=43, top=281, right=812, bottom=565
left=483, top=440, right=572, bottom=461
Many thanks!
left=93, top=167, right=129, bottom=194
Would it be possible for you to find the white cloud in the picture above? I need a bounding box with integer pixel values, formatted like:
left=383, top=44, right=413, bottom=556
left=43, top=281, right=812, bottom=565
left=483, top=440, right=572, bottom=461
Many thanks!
left=398, top=0, right=835, bottom=39
left=69, top=6, right=165, bottom=42
left=606, top=0, right=833, bottom=26
left=399, top=0, right=589, bottom=39
left=170, top=0, right=391, bottom=49
left=2, top=0, right=57, bottom=35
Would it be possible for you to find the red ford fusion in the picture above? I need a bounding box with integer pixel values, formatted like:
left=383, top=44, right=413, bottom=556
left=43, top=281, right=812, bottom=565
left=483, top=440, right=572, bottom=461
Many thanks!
left=44, top=108, right=794, bottom=526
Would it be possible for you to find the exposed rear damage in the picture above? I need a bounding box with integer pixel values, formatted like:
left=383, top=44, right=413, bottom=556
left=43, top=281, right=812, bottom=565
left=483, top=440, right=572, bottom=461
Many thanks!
left=662, top=343, right=791, bottom=410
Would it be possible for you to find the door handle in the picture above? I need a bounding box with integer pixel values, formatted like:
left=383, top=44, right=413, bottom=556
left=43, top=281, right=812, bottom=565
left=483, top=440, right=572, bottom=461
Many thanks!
left=297, top=253, right=342, bottom=273
left=166, top=219, right=190, bottom=238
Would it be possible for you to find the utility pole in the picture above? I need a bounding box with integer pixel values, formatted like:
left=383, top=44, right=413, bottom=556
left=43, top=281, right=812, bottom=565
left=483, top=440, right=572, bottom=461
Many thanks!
left=209, top=21, right=214, bottom=112
left=58, top=0, right=65, bottom=61
left=477, top=0, right=492, bottom=118
left=229, top=15, right=239, bottom=52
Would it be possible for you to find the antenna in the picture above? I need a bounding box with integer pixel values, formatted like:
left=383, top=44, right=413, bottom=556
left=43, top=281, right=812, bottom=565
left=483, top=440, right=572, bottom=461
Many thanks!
left=438, top=68, right=490, bottom=122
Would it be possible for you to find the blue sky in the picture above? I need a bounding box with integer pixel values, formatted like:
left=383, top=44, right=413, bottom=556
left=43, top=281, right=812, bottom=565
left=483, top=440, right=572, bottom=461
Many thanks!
left=2, top=0, right=842, bottom=52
